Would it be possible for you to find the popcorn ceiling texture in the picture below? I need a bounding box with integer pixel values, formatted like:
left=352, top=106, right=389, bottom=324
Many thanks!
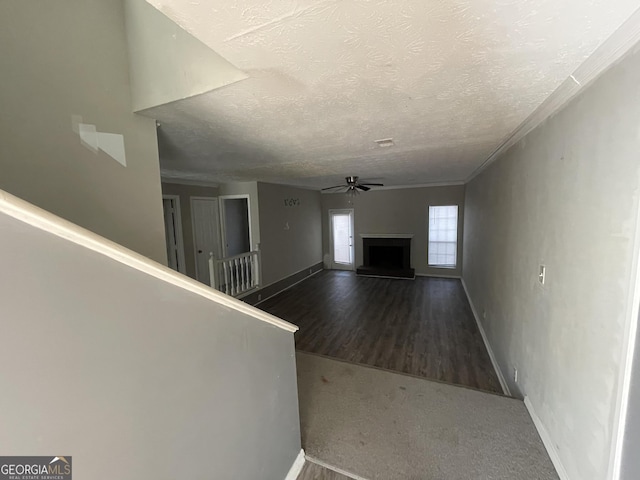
left=147, top=0, right=638, bottom=188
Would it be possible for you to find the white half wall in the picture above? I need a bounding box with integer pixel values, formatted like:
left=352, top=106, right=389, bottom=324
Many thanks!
left=0, top=197, right=301, bottom=480
left=463, top=46, right=640, bottom=479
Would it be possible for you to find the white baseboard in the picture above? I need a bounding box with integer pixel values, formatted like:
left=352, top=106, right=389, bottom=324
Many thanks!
left=254, top=266, right=323, bottom=307
left=304, top=455, right=367, bottom=480
left=284, top=449, right=305, bottom=480
left=460, top=278, right=511, bottom=396
left=524, top=397, right=570, bottom=480
left=415, top=273, right=461, bottom=279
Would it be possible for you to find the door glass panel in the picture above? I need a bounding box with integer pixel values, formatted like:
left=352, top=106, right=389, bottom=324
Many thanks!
left=332, top=214, right=352, bottom=264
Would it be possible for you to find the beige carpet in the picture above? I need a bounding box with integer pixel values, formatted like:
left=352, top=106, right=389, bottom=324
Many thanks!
left=297, top=352, right=558, bottom=480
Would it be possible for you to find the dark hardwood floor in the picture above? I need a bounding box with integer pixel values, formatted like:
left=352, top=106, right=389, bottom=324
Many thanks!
left=258, top=270, right=503, bottom=394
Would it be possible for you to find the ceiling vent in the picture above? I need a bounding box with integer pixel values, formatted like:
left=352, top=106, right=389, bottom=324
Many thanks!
left=374, top=138, right=394, bottom=148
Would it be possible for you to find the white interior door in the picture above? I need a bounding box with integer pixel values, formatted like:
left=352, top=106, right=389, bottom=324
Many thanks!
left=191, top=197, right=221, bottom=285
left=330, top=209, right=354, bottom=270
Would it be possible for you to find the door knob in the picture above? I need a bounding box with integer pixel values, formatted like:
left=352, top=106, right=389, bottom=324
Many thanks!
left=198, top=250, right=203, bottom=254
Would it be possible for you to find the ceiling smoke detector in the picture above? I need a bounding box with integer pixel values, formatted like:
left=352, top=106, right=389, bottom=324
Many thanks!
left=374, top=138, right=394, bottom=148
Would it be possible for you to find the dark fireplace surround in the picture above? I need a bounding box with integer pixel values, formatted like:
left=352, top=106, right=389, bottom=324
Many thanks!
left=356, top=236, right=415, bottom=279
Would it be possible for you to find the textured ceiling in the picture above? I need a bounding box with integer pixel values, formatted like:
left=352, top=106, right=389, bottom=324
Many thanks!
left=147, top=0, right=639, bottom=189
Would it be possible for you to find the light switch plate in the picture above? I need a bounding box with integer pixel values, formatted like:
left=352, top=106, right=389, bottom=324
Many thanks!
left=539, top=265, right=546, bottom=285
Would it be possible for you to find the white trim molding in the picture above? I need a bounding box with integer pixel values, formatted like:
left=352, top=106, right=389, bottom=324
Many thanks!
left=304, top=455, right=366, bottom=480
left=461, top=278, right=510, bottom=396
left=253, top=265, right=323, bottom=306
left=372, top=181, right=465, bottom=191
left=468, top=8, right=640, bottom=183
left=359, top=233, right=414, bottom=239
left=284, top=449, right=305, bottom=480
left=415, top=273, right=461, bottom=279
left=524, top=397, right=570, bottom=480
left=0, top=189, right=298, bottom=333
left=160, top=176, right=220, bottom=188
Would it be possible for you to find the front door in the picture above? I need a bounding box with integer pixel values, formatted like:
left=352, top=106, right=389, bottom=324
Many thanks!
left=191, top=197, right=221, bottom=285
left=329, top=209, right=354, bottom=270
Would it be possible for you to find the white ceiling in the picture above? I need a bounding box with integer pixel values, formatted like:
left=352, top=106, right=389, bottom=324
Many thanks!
left=147, top=0, right=639, bottom=189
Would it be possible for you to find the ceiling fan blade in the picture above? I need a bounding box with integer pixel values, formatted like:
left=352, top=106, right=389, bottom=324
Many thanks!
left=321, top=184, right=347, bottom=191
left=360, top=183, right=384, bottom=187
left=356, top=185, right=370, bottom=191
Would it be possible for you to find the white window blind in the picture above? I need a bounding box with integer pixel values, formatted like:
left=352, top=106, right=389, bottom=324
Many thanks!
left=428, top=205, right=458, bottom=268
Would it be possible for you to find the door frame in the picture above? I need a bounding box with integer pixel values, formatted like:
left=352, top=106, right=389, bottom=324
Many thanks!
left=190, top=196, right=221, bottom=283
left=328, top=208, right=355, bottom=271
left=218, top=194, right=253, bottom=257
left=162, top=194, right=187, bottom=274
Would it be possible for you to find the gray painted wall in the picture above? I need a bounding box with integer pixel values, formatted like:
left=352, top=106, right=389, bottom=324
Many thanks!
left=321, top=186, right=465, bottom=276
left=258, top=183, right=323, bottom=287
left=0, top=210, right=301, bottom=480
left=463, top=47, right=640, bottom=479
left=161, top=182, right=220, bottom=279
left=621, top=307, right=640, bottom=480
left=0, top=0, right=166, bottom=263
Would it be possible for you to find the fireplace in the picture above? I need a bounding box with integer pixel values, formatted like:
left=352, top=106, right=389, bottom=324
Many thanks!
left=356, top=235, right=415, bottom=279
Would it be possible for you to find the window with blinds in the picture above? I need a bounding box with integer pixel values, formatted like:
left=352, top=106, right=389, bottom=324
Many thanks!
left=428, top=205, right=458, bottom=268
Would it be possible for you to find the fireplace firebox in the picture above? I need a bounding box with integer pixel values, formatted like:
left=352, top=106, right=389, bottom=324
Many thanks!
left=356, top=236, right=415, bottom=279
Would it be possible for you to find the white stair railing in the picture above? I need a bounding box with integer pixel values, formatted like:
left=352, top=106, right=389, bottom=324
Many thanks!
left=209, top=250, right=261, bottom=297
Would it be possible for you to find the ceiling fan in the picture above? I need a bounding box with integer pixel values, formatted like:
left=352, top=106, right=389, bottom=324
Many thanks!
left=321, top=176, right=384, bottom=195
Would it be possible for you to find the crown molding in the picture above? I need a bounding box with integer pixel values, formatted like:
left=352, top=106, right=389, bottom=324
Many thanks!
left=467, top=7, right=640, bottom=183
left=161, top=176, right=220, bottom=188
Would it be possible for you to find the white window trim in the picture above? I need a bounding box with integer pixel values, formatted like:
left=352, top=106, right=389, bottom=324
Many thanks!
left=428, top=205, right=458, bottom=269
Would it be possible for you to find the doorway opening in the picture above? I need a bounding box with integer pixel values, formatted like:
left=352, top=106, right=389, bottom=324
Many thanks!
left=220, top=195, right=252, bottom=257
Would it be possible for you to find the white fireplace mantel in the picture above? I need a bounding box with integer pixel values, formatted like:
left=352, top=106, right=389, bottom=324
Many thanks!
left=359, top=234, right=414, bottom=239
